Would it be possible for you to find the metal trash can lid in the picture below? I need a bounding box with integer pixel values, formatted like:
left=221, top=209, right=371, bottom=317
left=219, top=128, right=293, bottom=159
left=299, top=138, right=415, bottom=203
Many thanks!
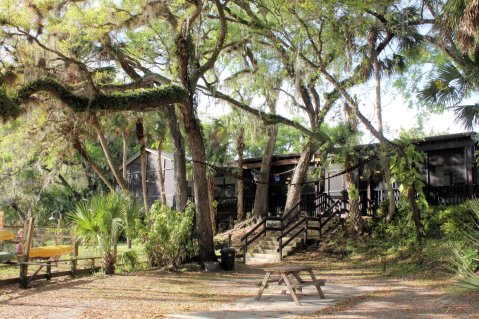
left=220, top=247, right=236, bottom=253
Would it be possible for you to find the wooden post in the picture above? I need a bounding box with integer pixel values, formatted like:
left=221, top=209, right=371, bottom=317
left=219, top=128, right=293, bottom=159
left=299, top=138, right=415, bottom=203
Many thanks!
left=304, top=219, right=308, bottom=246
left=46, top=261, right=52, bottom=280
left=90, top=258, right=95, bottom=273
left=71, top=240, right=79, bottom=276
left=20, top=217, right=35, bottom=288
left=278, top=238, right=283, bottom=261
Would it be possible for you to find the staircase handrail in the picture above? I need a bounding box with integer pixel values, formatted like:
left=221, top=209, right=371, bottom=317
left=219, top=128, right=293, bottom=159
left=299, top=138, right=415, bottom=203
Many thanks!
left=277, top=217, right=307, bottom=260
left=240, top=216, right=281, bottom=242
left=281, top=200, right=301, bottom=223
left=241, top=194, right=346, bottom=263
left=277, top=217, right=306, bottom=241
left=319, top=200, right=342, bottom=228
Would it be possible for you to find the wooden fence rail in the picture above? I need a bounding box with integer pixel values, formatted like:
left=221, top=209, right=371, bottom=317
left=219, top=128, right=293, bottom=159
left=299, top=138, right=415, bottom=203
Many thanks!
left=0, top=256, right=102, bottom=288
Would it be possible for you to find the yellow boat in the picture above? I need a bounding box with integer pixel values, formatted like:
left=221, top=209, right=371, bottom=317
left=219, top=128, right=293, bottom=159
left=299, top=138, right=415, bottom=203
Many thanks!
left=29, top=245, right=74, bottom=258
left=0, top=230, right=14, bottom=241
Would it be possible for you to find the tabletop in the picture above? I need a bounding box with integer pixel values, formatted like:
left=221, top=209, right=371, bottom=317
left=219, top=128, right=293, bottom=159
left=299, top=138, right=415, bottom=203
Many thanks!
left=262, top=265, right=312, bottom=273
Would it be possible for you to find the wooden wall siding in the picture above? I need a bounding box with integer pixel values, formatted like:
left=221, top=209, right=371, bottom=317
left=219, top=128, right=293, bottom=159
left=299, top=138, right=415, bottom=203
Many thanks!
left=427, top=148, right=466, bottom=186
left=126, top=151, right=175, bottom=207
left=324, top=136, right=478, bottom=208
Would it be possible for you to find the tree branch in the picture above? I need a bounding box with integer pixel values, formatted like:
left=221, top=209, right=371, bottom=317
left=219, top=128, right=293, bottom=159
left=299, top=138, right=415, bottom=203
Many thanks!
left=1, top=78, right=186, bottom=121
left=195, top=0, right=227, bottom=81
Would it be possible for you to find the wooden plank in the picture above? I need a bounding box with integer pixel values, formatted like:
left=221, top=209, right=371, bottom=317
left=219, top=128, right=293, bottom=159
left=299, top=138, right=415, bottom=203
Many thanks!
left=291, top=280, right=326, bottom=289
left=0, top=277, right=20, bottom=286
left=25, top=265, right=44, bottom=287
left=281, top=273, right=301, bottom=305
left=255, top=277, right=281, bottom=286
left=307, top=269, right=325, bottom=298
left=18, top=262, right=55, bottom=267
left=0, top=266, right=102, bottom=287
left=262, top=265, right=312, bottom=272
left=255, top=271, right=271, bottom=300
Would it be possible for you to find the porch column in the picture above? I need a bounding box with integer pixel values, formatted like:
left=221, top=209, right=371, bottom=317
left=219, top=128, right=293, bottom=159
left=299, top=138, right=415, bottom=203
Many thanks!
left=465, top=146, right=474, bottom=197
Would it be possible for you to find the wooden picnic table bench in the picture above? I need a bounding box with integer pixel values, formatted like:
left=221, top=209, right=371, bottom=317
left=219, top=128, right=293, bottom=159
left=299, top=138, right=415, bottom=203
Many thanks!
left=255, top=265, right=326, bottom=305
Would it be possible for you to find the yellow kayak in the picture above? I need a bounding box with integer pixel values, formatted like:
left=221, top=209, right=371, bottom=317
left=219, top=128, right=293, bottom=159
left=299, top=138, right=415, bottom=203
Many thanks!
left=0, top=230, right=15, bottom=241
left=29, top=245, right=74, bottom=258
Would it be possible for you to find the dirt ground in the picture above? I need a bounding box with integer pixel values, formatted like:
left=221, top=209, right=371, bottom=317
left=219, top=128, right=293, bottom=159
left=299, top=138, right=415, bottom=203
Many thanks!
left=1, top=253, right=478, bottom=319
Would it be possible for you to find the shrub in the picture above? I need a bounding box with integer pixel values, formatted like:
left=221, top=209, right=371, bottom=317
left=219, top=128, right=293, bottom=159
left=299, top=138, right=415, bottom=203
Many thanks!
left=141, top=201, right=196, bottom=268
left=118, top=250, right=140, bottom=271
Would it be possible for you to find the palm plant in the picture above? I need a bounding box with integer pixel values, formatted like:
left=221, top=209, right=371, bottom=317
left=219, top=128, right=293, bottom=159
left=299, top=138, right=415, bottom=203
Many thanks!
left=453, top=199, right=479, bottom=291
left=69, top=192, right=142, bottom=274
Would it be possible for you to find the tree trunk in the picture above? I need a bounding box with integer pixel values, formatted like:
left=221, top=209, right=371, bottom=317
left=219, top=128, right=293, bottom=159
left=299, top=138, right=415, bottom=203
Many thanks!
left=344, top=167, right=362, bottom=234
left=157, top=140, right=168, bottom=206
left=136, top=118, right=149, bottom=221
left=252, top=125, right=278, bottom=218
left=343, top=103, right=363, bottom=234
left=164, top=107, right=188, bottom=211
left=72, top=138, right=114, bottom=192
left=407, top=186, right=424, bottom=242
left=284, top=141, right=318, bottom=213
left=236, top=129, right=245, bottom=222
left=178, top=96, right=217, bottom=263
left=207, top=175, right=216, bottom=235
left=89, top=114, right=128, bottom=191
left=373, top=55, right=396, bottom=221
left=122, top=130, right=128, bottom=181
left=121, top=130, right=133, bottom=249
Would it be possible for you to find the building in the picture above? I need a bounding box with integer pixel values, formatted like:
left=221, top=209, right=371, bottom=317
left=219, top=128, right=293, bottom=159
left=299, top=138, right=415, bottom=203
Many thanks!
left=325, top=132, right=478, bottom=212
left=124, top=133, right=478, bottom=226
left=122, top=149, right=176, bottom=207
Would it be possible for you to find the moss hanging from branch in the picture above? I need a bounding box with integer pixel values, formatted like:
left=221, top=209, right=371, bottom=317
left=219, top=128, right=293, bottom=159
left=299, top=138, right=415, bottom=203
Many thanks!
left=0, top=77, right=187, bottom=121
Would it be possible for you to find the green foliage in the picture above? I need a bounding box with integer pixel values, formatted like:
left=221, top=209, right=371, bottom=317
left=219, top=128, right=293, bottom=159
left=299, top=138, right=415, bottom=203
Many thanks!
left=390, top=136, right=426, bottom=193
left=69, top=192, right=142, bottom=274
left=451, top=199, right=479, bottom=291
left=141, top=201, right=196, bottom=268
left=118, top=249, right=140, bottom=271
left=0, top=86, right=20, bottom=122
left=331, top=200, right=479, bottom=277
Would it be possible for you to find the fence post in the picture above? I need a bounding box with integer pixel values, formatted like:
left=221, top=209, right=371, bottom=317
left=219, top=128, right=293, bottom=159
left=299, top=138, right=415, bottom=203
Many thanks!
left=304, top=219, right=308, bottom=245
left=243, top=235, right=247, bottom=263
left=71, top=240, right=79, bottom=276
left=46, top=261, right=52, bottom=280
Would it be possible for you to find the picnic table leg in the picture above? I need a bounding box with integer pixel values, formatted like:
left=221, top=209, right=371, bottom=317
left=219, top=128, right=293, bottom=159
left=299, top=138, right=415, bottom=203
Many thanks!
left=255, top=271, right=271, bottom=300
left=281, top=273, right=301, bottom=306
left=290, top=272, right=304, bottom=293
left=307, top=269, right=325, bottom=298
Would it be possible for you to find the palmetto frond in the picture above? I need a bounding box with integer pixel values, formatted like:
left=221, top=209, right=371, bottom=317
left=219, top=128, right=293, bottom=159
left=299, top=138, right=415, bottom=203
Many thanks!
left=419, top=61, right=468, bottom=108
left=454, top=103, right=479, bottom=129
left=69, top=192, right=140, bottom=273
left=452, top=199, right=479, bottom=292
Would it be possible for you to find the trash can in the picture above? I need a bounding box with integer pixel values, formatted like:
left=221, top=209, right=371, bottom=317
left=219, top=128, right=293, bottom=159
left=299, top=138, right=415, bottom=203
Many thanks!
left=220, top=247, right=236, bottom=271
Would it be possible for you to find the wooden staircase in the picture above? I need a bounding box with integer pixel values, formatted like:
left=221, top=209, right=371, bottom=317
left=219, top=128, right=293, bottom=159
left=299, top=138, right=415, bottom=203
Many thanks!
left=241, top=193, right=347, bottom=265
left=245, top=232, right=303, bottom=265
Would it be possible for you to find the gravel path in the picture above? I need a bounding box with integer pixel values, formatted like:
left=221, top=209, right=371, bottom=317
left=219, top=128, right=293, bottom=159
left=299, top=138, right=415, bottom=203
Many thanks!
left=0, top=260, right=478, bottom=319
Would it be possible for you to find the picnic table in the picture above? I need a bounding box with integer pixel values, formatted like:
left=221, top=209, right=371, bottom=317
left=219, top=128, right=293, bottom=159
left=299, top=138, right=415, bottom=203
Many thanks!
left=255, top=265, right=326, bottom=305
